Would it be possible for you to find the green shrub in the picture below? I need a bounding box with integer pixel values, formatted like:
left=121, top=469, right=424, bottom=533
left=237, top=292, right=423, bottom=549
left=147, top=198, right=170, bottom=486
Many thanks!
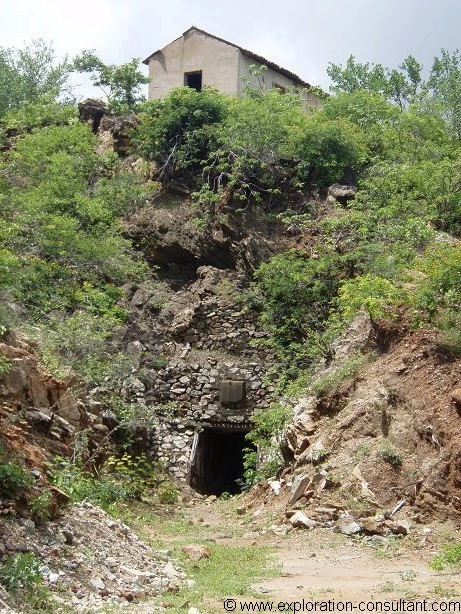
left=0, top=458, right=33, bottom=498
left=295, top=115, right=367, bottom=187
left=158, top=481, right=179, bottom=504
left=377, top=442, right=402, bottom=466
left=29, top=489, right=53, bottom=522
left=0, top=552, right=51, bottom=608
left=242, top=403, right=292, bottom=487
left=47, top=457, right=128, bottom=509
left=434, top=309, right=461, bottom=356
left=254, top=249, right=344, bottom=380
left=413, top=243, right=461, bottom=317
left=431, top=542, right=461, bottom=571
left=135, top=86, right=228, bottom=175
left=0, top=96, right=77, bottom=133
left=0, top=354, right=11, bottom=375
left=107, top=453, right=161, bottom=499
left=337, top=274, right=403, bottom=322
left=48, top=454, right=162, bottom=509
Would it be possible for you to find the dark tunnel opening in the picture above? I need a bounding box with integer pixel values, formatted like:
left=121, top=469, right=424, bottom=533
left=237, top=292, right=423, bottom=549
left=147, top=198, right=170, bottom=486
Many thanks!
left=188, top=427, right=254, bottom=496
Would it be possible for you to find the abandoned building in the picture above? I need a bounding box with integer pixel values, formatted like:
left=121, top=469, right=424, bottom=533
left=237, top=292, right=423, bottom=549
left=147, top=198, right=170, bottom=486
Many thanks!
left=142, top=26, right=321, bottom=106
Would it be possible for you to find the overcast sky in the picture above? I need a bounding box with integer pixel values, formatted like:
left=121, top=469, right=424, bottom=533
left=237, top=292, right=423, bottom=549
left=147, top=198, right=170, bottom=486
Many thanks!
left=2, top=0, right=461, bottom=98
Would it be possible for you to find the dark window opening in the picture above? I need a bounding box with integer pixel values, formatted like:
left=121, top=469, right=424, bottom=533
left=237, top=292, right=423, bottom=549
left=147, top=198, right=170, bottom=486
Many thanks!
left=274, top=83, right=286, bottom=94
left=185, top=71, right=203, bottom=91
left=188, top=427, right=254, bottom=496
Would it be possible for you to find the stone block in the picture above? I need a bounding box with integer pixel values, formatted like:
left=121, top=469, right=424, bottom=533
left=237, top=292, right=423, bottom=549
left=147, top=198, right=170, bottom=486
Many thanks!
left=219, top=380, right=246, bottom=404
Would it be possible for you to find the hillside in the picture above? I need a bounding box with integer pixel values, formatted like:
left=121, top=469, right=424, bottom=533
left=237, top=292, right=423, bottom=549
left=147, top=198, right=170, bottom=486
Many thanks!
left=0, top=45, right=461, bottom=611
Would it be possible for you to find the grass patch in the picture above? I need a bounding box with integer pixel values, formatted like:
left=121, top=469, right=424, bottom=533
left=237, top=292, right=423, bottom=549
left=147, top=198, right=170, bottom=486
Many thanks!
left=377, top=441, right=402, bottom=467
left=112, top=501, right=279, bottom=613
left=306, top=352, right=375, bottom=398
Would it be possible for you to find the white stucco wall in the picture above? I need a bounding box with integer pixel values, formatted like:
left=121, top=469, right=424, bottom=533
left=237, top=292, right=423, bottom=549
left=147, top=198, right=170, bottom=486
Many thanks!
left=147, top=30, right=240, bottom=99
left=237, top=53, right=300, bottom=95
left=146, top=29, right=323, bottom=109
left=237, top=53, right=322, bottom=109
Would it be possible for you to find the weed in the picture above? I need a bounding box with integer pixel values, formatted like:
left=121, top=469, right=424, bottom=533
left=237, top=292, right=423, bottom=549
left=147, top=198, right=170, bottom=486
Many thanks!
left=399, top=569, right=417, bottom=582
left=377, top=442, right=402, bottom=467
left=381, top=580, right=395, bottom=592
left=0, top=456, right=33, bottom=498
left=430, top=542, right=461, bottom=571
left=152, top=354, right=169, bottom=368
left=354, top=443, right=371, bottom=462
left=432, top=583, right=459, bottom=598
left=310, top=353, right=371, bottom=397
left=29, top=489, right=53, bottom=522
left=0, top=354, right=11, bottom=375
left=0, top=552, right=52, bottom=609
left=158, top=481, right=179, bottom=504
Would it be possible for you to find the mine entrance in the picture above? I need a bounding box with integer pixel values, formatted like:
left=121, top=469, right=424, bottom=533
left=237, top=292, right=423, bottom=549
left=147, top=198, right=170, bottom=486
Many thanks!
left=188, top=425, right=253, bottom=496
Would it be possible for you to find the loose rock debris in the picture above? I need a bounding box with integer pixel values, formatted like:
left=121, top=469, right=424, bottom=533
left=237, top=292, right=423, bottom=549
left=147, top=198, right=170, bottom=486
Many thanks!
left=0, top=502, right=185, bottom=611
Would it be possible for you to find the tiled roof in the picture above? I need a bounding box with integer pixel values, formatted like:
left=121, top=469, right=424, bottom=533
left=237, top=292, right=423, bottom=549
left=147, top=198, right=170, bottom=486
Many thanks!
left=142, top=26, right=311, bottom=88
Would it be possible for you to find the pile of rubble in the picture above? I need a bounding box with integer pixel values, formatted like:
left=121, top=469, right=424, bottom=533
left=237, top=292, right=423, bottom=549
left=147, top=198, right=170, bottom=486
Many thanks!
left=0, top=502, right=185, bottom=611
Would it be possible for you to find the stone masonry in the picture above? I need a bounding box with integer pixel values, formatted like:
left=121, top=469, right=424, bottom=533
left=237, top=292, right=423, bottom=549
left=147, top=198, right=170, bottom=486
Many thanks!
left=121, top=266, right=275, bottom=482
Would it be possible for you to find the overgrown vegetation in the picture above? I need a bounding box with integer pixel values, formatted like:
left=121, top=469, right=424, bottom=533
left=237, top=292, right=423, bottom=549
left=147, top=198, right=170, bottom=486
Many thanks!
left=1, top=35, right=461, bottom=528
left=0, top=552, right=52, bottom=610
left=431, top=542, right=461, bottom=571
left=46, top=453, right=170, bottom=510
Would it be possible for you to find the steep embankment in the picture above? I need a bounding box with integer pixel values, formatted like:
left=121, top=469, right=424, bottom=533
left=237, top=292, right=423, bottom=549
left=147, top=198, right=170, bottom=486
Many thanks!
left=243, top=317, right=461, bottom=530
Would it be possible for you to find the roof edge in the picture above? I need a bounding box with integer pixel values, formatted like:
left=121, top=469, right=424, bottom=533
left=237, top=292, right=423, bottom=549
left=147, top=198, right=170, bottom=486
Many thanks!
left=142, top=26, right=311, bottom=87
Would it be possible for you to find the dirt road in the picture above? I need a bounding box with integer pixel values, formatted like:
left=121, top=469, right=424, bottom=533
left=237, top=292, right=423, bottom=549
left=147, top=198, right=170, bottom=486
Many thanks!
left=182, top=500, right=460, bottom=608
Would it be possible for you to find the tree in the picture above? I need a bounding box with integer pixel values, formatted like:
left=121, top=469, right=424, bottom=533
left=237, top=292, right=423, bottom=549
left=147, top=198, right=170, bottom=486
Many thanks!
left=73, top=51, right=149, bottom=113
left=327, top=55, right=423, bottom=108
left=428, top=49, right=461, bottom=139
left=0, top=40, right=72, bottom=116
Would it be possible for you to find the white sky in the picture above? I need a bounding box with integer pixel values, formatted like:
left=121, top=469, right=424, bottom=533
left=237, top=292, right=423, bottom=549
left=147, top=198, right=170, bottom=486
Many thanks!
left=2, top=0, right=460, bottom=99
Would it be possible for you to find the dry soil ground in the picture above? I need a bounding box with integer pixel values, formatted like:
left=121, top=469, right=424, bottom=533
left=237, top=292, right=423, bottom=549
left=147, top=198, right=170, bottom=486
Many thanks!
left=129, top=498, right=460, bottom=613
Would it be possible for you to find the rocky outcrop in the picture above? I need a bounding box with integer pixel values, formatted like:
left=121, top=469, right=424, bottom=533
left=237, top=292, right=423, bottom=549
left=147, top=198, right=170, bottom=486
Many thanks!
left=125, top=202, right=287, bottom=275
left=78, top=98, right=138, bottom=155
left=258, top=319, right=461, bottom=523
left=0, top=331, right=110, bottom=469
left=98, top=113, right=139, bottom=155
left=78, top=98, right=109, bottom=133
left=327, top=184, right=357, bottom=205
left=0, top=332, right=82, bottom=428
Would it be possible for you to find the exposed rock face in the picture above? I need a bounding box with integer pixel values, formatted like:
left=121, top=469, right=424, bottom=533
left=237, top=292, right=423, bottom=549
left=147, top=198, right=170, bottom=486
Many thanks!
left=0, top=332, right=82, bottom=428
left=117, top=266, right=275, bottom=481
left=98, top=113, right=139, bottom=155
left=327, top=183, right=357, bottom=205
left=268, top=319, right=461, bottom=522
left=78, top=98, right=109, bottom=133
left=0, top=331, right=108, bottom=469
left=125, top=202, right=286, bottom=275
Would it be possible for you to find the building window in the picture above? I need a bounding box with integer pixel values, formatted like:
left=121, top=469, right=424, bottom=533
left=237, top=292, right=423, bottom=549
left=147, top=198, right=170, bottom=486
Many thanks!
left=185, top=71, right=203, bottom=91
left=274, top=83, right=286, bottom=94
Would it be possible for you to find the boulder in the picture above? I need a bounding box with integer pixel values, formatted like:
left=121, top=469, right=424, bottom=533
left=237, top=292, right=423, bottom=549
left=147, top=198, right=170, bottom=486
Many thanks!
left=78, top=99, right=109, bottom=133
left=181, top=544, right=211, bottom=562
left=335, top=515, right=362, bottom=536
left=289, top=511, right=318, bottom=529
left=359, top=518, right=388, bottom=536
left=384, top=519, right=409, bottom=536
left=327, top=184, right=357, bottom=205
left=288, top=474, right=312, bottom=506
